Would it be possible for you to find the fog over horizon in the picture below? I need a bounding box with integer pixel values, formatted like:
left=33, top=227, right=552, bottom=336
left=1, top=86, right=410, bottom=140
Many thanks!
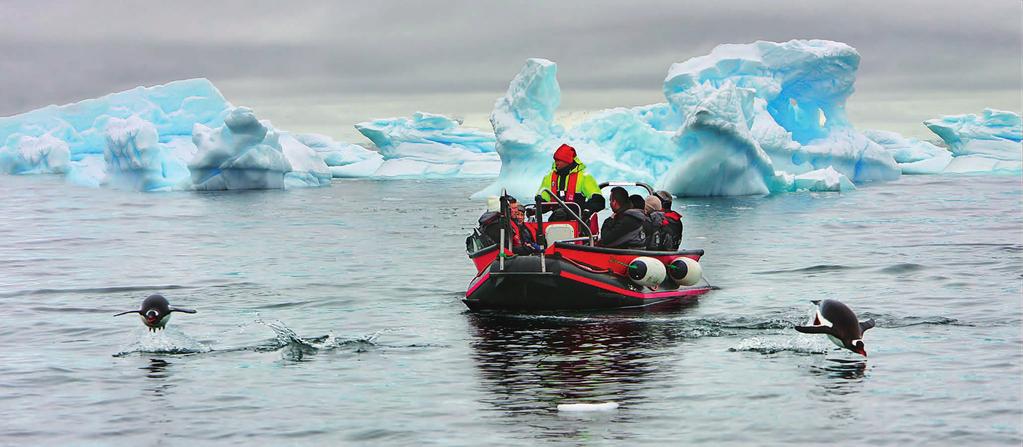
left=2, top=1, right=1020, bottom=143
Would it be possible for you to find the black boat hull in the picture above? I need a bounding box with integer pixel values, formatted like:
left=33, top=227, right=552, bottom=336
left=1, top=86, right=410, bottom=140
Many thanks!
left=464, top=255, right=710, bottom=311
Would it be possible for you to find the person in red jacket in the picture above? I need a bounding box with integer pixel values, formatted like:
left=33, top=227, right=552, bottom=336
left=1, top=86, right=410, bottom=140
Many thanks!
left=654, top=190, right=683, bottom=250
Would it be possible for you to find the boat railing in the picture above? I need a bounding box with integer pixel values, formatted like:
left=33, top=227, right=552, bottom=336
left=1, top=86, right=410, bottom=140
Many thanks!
left=598, top=181, right=655, bottom=195
left=534, top=189, right=593, bottom=247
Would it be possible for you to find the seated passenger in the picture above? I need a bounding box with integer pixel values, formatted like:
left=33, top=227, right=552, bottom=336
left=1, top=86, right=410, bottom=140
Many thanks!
left=642, top=195, right=669, bottom=250
left=629, top=194, right=645, bottom=211
left=598, top=187, right=647, bottom=249
left=479, top=197, right=539, bottom=255
left=654, top=190, right=683, bottom=250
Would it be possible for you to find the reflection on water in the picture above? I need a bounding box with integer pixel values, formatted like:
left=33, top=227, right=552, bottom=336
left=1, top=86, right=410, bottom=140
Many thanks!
left=467, top=310, right=693, bottom=416
left=141, top=358, right=174, bottom=396
left=808, top=357, right=868, bottom=396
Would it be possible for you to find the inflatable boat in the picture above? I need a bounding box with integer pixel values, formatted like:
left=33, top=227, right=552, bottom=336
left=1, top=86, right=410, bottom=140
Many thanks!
left=464, top=182, right=712, bottom=311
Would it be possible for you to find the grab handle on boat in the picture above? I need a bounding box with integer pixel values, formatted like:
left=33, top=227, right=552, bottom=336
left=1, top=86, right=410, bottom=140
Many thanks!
left=534, top=194, right=546, bottom=250
left=537, top=189, right=592, bottom=239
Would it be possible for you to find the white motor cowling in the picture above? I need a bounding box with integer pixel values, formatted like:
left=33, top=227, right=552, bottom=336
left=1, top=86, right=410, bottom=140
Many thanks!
left=668, top=257, right=702, bottom=286
left=628, top=257, right=666, bottom=289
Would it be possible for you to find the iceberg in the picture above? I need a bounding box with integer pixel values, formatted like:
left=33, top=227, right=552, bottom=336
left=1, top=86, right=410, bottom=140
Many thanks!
left=190, top=107, right=330, bottom=190
left=352, top=112, right=500, bottom=179
left=0, top=78, right=229, bottom=161
left=923, top=109, right=1021, bottom=173
left=476, top=40, right=895, bottom=199
left=355, top=112, right=496, bottom=154
left=0, top=79, right=342, bottom=191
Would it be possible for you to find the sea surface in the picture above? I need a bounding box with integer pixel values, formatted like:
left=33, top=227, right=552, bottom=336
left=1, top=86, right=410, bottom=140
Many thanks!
left=0, top=174, right=1020, bottom=445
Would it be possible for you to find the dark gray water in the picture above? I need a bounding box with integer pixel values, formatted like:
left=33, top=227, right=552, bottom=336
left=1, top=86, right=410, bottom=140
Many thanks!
left=0, top=174, right=1020, bottom=445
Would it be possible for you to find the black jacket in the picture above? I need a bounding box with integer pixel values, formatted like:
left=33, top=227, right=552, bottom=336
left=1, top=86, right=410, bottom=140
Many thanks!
left=598, top=208, right=647, bottom=248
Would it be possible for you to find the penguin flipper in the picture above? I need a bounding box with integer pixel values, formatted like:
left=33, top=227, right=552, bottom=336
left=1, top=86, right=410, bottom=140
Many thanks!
left=859, top=319, right=875, bottom=333
left=113, top=310, right=140, bottom=317
left=810, top=300, right=821, bottom=305
left=794, top=325, right=832, bottom=334
left=170, top=307, right=197, bottom=314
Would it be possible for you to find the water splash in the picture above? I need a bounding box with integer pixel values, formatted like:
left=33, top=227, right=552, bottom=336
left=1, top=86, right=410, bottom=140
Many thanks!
left=114, top=327, right=211, bottom=357
left=728, top=335, right=832, bottom=355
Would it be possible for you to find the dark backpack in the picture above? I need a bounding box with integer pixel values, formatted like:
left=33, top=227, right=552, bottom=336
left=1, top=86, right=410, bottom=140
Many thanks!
left=645, top=211, right=673, bottom=251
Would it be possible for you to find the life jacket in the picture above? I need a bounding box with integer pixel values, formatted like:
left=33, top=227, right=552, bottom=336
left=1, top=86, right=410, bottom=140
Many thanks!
left=550, top=170, right=579, bottom=202
left=508, top=220, right=522, bottom=246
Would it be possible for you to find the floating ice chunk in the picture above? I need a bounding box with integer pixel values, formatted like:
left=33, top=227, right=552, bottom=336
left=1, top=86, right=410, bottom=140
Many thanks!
left=924, top=109, right=1022, bottom=160
left=788, top=167, right=856, bottom=192
left=557, top=402, right=619, bottom=412
left=863, top=129, right=952, bottom=174
left=0, top=134, right=69, bottom=174
left=103, top=116, right=191, bottom=191
left=189, top=107, right=329, bottom=190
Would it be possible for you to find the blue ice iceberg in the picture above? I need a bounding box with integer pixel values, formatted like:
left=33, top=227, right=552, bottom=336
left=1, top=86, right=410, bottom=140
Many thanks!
left=0, top=78, right=229, bottom=161
left=353, top=112, right=500, bottom=178
left=477, top=40, right=898, bottom=199
left=924, top=109, right=1021, bottom=174
left=1, top=79, right=340, bottom=191
left=190, top=107, right=330, bottom=190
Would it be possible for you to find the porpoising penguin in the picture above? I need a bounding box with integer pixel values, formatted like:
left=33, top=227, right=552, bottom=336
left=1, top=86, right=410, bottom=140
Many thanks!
left=114, top=294, right=196, bottom=331
left=794, top=299, right=874, bottom=356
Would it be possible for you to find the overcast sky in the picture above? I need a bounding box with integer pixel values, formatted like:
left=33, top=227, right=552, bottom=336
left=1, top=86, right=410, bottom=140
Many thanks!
left=1, top=0, right=1020, bottom=141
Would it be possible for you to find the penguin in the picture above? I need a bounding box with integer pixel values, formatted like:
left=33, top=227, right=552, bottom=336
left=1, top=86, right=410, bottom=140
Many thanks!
left=114, top=294, right=196, bottom=331
left=794, top=299, right=874, bottom=356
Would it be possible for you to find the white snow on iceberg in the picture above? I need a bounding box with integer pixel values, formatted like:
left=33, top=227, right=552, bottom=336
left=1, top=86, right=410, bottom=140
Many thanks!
left=0, top=134, right=69, bottom=175
left=477, top=40, right=897, bottom=199
left=102, top=116, right=193, bottom=191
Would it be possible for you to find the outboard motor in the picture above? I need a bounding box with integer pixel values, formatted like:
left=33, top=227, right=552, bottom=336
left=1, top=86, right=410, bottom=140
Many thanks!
left=628, top=257, right=666, bottom=289
left=668, top=257, right=702, bottom=286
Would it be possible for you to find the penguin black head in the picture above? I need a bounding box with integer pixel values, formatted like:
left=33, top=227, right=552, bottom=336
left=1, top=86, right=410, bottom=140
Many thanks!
left=114, top=294, right=196, bottom=331
left=794, top=299, right=874, bottom=357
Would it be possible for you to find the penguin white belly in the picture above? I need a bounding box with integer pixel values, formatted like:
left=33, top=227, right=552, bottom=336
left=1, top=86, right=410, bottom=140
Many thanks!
left=826, top=334, right=844, bottom=348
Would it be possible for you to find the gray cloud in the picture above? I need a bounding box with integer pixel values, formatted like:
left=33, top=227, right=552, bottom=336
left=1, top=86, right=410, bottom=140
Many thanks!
left=1, top=0, right=1019, bottom=140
